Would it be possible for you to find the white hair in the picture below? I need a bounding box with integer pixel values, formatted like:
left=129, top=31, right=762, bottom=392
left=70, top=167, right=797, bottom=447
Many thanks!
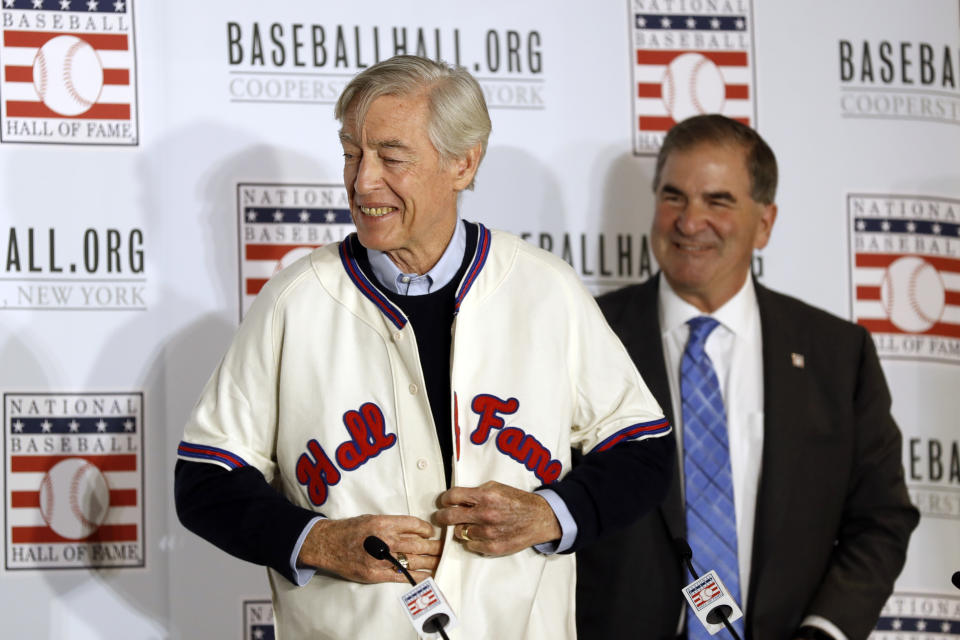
left=334, top=55, right=491, bottom=189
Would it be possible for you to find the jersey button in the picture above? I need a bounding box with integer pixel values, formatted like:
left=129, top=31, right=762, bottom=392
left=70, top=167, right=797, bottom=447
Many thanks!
left=408, top=383, right=418, bottom=395
left=416, top=458, right=428, bottom=470
left=394, top=331, right=404, bottom=341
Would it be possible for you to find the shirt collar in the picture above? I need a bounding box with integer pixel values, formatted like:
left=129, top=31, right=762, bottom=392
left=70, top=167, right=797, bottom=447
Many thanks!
left=366, top=218, right=466, bottom=296
left=658, top=271, right=758, bottom=338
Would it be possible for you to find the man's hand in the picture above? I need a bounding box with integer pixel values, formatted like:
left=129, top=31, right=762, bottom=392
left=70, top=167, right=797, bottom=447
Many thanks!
left=433, top=481, right=562, bottom=556
left=297, top=515, right=441, bottom=584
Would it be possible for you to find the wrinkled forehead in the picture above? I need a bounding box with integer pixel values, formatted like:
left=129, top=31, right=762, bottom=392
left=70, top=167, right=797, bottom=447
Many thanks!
left=339, top=87, right=431, bottom=144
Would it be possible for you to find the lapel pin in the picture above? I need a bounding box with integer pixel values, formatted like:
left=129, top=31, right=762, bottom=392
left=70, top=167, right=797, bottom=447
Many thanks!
left=791, top=352, right=805, bottom=368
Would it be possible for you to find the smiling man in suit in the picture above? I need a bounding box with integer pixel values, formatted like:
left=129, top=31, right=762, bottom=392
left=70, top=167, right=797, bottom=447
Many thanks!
left=576, top=114, right=918, bottom=640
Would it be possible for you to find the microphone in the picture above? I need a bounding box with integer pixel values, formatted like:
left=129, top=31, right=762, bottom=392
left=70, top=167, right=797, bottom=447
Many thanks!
left=363, top=535, right=416, bottom=586
left=657, top=511, right=743, bottom=638
left=362, top=536, right=451, bottom=639
left=362, top=535, right=390, bottom=558
left=952, top=571, right=960, bottom=590
left=674, top=536, right=743, bottom=640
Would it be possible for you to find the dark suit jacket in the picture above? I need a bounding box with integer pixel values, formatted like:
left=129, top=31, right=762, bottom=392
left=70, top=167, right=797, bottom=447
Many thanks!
left=576, top=275, right=918, bottom=640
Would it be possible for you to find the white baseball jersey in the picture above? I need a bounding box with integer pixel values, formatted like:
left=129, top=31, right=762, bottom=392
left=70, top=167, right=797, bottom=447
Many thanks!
left=179, top=225, right=669, bottom=639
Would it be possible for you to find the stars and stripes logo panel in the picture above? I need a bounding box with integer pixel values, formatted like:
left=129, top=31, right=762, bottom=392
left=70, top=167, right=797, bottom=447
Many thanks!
left=0, top=0, right=138, bottom=144
left=4, top=392, right=145, bottom=570
left=629, top=2, right=757, bottom=155
left=243, top=600, right=276, bottom=640
left=873, top=592, right=960, bottom=638
left=849, top=194, right=960, bottom=364
left=684, top=573, right=723, bottom=612
left=238, top=183, right=354, bottom=320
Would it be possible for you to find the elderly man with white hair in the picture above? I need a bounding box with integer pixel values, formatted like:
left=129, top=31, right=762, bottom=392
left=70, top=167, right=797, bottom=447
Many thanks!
left=175, top=55, right=674, bottom=639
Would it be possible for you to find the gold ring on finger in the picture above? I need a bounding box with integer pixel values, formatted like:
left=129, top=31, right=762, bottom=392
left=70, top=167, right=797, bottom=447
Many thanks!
left=396, top=552, right=409, bottom=571
left=461, top=525, right=471, bottom=542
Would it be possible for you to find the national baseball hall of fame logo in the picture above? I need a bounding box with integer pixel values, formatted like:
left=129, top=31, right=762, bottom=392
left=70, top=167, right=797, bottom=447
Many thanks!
left=872, top=592, right=960, bottom=639
left=3, top=392, right=144, bottom=570
left=849, top=194, right=960, bottom=364
left=629, top=0, right=757, bottom=155
left=243, top=600, right=275, bottom=640
left=238, top=183, right=354, bottom=320
left=0, top=0, right=138, bottom=145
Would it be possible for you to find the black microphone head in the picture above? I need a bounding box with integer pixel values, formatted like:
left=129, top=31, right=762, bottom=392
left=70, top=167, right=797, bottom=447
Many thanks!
left=673, top=537, right=693, bottom=561
left=705, top=604, right=734, bottom=625
left=422, top=613, right=450, bottom=633
left=363, top=535, right=390, bottom=560
left=952, top=571, right=960, bottom=590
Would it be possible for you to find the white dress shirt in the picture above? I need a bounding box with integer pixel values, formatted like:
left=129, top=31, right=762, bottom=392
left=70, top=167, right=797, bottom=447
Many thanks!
left=659, top=273, right=847, bottom=640
left=659, top=272, right=765, bottom=611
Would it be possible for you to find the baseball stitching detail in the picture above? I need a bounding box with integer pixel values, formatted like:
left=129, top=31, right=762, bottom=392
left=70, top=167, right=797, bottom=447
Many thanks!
left=63, top=40, right=95, bottom=109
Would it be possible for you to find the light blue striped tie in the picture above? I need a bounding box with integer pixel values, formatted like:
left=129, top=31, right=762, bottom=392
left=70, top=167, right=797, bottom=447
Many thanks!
left=682, top=316, right=744, bottom=639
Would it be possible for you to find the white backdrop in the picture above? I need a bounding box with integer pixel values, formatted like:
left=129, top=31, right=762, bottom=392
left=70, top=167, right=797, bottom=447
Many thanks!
left=0, top=1, right=957, bottom=638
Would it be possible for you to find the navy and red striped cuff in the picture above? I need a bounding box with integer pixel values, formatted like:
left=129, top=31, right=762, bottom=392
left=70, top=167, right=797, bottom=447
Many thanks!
left=177, top=441, right=249, bottom=469
left=595, top=418, right=671, bottom=452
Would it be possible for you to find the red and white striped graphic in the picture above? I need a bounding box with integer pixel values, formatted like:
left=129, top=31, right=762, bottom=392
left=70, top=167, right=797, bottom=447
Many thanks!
left=2, top=29, right=133, bottom=120
left=690, top=578, right=721, bottom=609
left=634, top=49, right=752, bottom=133
left=243, top=241, right=319, bottom=299
left=9, top=453, right=140, bottom=544
left=854, top=254, right=960, bottom=339
left=405, top=587, right=439, bottom=616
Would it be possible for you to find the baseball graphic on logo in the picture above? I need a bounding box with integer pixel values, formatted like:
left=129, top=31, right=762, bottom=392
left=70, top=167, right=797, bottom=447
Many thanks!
left=661, top=52, right=726, bottom=123
left=273, top=246, right=314, bottom=276
left=39, top=458, right=110, bottom=540
left=880, top=256, right=946, bottom=333
left=32, top=35, right=104, bottom=116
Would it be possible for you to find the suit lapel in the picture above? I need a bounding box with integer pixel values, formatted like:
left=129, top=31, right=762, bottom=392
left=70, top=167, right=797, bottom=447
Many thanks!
left=748, top=283, right=809, bottom=603
left=616, top=275, right=685, bottom=540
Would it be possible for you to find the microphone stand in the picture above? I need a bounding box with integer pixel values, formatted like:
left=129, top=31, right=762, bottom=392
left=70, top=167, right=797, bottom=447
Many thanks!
left=389, top=560, right=450, bottom=640
left=673, top=536, right=742, bottom=640
left=364, top=536, right=450, bottom=640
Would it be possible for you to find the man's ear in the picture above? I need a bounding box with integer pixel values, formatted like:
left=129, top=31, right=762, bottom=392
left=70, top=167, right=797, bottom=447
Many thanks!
left=753, top=202, right=778, bottom=250
left=451, top=143, right=483, bottom=191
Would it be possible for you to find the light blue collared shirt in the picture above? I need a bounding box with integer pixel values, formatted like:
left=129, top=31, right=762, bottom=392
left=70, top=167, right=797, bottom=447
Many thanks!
left=366, top=217, right=467, bottom=294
